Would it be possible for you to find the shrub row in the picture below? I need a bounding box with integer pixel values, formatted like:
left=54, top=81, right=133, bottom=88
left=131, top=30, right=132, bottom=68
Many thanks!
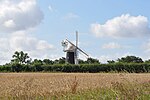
left=0, top=63, right=150, bottom=73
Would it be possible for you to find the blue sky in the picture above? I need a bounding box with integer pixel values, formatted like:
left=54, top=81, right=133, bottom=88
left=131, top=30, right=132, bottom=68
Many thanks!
left=0, top=0, right=150, bottom=64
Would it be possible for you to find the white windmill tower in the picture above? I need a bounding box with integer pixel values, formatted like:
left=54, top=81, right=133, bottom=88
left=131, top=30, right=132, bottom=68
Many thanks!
left=61, top=31, right=89, bottom=64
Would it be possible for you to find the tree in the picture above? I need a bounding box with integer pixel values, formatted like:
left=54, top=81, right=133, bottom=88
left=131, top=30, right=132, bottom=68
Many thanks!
left=86, top=57, right=100, bottom=64
left=31, top=59, right=43, bottom=65
left=117, top=56, right=143, bottom=63
left=78, top=59, right=86, bottom=64
left=11, top=51, right=31, bottom=64
left=43, top=59, right=54, bottom=65
left=11, top=63, right=22, bottom=72
left=107, top=60, right=115, bottom=64
left=145, top=59, right=150, bottom=63
left=58, top=57, right=66, bottom=64
left=54, top=57, right=66, bottom=64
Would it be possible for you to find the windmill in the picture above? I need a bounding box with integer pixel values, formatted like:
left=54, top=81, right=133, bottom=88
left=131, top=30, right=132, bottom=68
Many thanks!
left=61, top=31, right=89, bottom=64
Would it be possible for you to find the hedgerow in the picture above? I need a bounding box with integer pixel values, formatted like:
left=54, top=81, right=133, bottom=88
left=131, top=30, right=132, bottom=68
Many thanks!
left=0, top=63, right=150, bottom=73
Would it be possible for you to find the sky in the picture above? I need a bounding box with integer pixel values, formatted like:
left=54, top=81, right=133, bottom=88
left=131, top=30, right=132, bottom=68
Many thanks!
left=0, top=0, right=150, bottom=64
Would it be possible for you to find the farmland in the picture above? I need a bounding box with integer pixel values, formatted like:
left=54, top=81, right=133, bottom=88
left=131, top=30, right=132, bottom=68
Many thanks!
left=0, top=73, right=150, bottom=100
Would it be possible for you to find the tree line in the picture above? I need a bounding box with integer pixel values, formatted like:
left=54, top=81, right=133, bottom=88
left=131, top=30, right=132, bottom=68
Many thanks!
left=0, top=51, right=150, bottom=72
left=10, top=51, right=150, bottom=65
left=10, top=51, right=100, bottom=65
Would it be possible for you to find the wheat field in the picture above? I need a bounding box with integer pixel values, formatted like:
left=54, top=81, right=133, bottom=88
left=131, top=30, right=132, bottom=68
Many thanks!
left=0, top=73, right=150, bottom=99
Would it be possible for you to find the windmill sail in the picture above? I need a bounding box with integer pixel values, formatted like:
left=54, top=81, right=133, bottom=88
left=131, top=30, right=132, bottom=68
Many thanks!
left=66, top=39, right=89, bottom=57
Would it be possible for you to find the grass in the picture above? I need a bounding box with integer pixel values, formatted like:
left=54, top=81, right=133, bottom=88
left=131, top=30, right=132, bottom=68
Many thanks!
left=0, top=73, right=150, bottom=100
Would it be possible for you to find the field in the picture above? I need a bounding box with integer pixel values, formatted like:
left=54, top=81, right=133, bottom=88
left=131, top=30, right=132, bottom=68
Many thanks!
left=0, top=73, right=150, bottom=100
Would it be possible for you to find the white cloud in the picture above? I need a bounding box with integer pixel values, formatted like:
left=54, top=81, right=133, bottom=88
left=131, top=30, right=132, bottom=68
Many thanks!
left=48, top=5, right=54, bottom=12
left=3, top=20, right=16, bottom=28
left=48, top=5, right=58, bottom=13
left=143, top=40, right=150, bottom=53
left=0, top=31, right=55, bottom=64
left=0, top=0, right=53, bottom=64
left=63, top=13, right=79, bottom=20
left=91, top=14, right=150, bottom=38
left=0, top=0, right=43, bottom=33
left=37, top=40, right=54, bottom=50
left=102, top=42, right=122, bottom=49
left=98, top=55, right=111, bottom=63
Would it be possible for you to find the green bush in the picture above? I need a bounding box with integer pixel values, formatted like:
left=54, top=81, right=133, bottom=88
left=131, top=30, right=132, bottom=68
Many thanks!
left=11, top=63, right=23, bottom=72
left=0, top=65, right=11, bottom=72
left=0, top=63, right=150, bottom=73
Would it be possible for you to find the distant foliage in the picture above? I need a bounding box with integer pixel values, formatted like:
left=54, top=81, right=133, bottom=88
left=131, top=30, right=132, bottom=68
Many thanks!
left=117, top=56, right=143, bottom=63
left=86, top=58, right=100, bottom=64
left=11, top=51, right=31, bottom=64
left=107, top=60, right=115, bottom=64
left=0, top=51, right=150, bottom=73
left=0, top=63, right=150, bottom=73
